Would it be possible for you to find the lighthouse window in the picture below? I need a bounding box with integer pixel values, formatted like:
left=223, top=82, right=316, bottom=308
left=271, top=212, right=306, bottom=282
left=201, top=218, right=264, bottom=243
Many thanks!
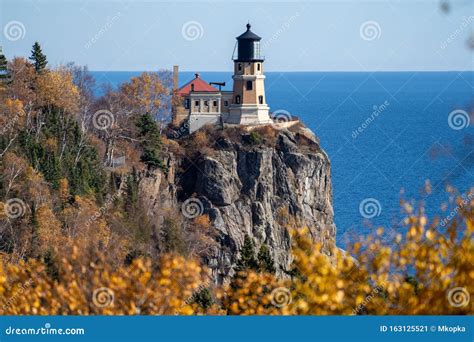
left=235, top=95, right=241, bottom=104
left=259, top=96, right=263, bottom=104
left=257, top=63, right=261, bottom=71
left=238, top=64, right=242, bottom=71
left=246, top=81, right=253, bottom=90
left=254, top=41, right=261, bottom=59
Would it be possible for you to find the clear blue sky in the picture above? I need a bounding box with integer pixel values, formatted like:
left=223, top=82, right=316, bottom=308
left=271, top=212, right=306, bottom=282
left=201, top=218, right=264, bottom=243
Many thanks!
left=1, top=0, right=472, bottom=71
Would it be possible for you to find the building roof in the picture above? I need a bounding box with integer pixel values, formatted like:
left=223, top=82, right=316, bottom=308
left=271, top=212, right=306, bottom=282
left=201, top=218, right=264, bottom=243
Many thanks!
left=236, top=23, right=261, bottom=41
left=176, top=73, right=219, bottom=95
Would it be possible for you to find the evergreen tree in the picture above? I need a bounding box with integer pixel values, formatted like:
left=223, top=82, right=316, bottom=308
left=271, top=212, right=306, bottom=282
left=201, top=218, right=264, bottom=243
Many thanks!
left=30, top=205, right=39, bottom=256
left=257, top=244, right=276, bottom=274
left=124, top=168, right=139, bottom=216
left=161, top=216, right=186, bottom=255
left=136, top=113, right=164, bottom=170
left=18, top=106, right=105, bottom=197
left=0, top=47, right=10, bottom=84
left=29, top=42, right=48, bottom=73
left=191, top=288, right=214, bottom=310
left=120, top=168, right=152, bottom=244
left=42, top=152, right=61, bottom=189
left=136, top=112, right=159, bottom=137
left=235, top=234, right=258, bottom=272
left=109, top=172, right=119, bottom=194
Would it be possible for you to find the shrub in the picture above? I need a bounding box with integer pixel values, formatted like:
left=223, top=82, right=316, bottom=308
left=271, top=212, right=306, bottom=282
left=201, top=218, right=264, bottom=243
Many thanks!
left=0, top=192, right=472, bottom=315
left=223, top=194, right=474, bottom=315
left=248, top=131, right=262, bottom=145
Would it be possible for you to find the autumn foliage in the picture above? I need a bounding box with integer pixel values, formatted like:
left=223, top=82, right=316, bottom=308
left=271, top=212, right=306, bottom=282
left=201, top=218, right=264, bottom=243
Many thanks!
left=1, top=194, right=472, bottom=315
left=0, top=44, right=472, bottom=316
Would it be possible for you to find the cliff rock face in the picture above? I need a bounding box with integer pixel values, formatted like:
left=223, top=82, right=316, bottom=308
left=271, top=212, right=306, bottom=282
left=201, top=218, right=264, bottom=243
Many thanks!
left=139, top=126, right=336, bottom=283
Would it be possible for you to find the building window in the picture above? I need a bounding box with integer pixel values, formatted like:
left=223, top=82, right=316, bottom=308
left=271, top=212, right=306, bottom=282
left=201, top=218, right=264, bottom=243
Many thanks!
left=235, top=95, right=241, bottom=104
left=246, top=81, right=253, bottom=90
left=194, top=100, right=199, bottom=106
left=204, top=100, right=209, bottom=106
left=258, top=96, right=263, bottom=104
left=213, top=100, right=217, bottom=107
left=191, top=84, right=195, bottom=92
left=184, top=99, right=190, bottom=109
left=224, top=101, right=228, bottom=106
left=257, top=63, right=261, bottom=71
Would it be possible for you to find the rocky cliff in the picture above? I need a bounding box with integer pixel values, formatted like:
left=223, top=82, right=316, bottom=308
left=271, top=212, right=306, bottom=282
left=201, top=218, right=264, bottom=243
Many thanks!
left=138, top=125, right=336, bottom=283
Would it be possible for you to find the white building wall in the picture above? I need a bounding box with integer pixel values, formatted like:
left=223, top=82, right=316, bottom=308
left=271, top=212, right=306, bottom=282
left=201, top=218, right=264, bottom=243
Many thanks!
left=189, top=114, right=222, bottom=133
left=188, top=92, right=223, bottom=133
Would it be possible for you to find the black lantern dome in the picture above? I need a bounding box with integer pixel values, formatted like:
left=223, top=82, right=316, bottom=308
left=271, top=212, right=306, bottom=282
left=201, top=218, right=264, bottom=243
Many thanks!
left=234, top=23, right=264, bottom=62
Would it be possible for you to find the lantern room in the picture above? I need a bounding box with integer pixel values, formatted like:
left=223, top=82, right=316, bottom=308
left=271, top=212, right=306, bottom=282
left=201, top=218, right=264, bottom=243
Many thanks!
left=233, top=23, right=264, bottom=62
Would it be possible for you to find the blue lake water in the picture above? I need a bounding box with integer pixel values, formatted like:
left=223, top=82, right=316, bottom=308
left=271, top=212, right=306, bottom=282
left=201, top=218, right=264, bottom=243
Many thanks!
left=91, top=71, right=474, bottom=247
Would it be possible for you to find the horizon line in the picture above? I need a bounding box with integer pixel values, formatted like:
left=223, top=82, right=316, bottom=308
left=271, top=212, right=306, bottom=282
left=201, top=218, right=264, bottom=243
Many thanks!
left=89, top=69, right=473, bottom=73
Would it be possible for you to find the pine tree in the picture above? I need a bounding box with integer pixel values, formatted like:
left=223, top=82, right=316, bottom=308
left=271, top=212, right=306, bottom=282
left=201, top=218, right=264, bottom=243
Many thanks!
left=192, top=287, right=214, bottom=310
left=124, top=168, right=139, bottom=216
left=30, top=205, right=39, bottom=255
left=161, top=216, right=186, bottom=255
left=0, top=47, right=9, bottom=88
left=257, top=244, right=276, bottom=274
left=29, top=42, right=48, bottom=73
left=136, top=113, right=164, bottom=169
left=109, top=173, right=118, bottom=194
left=0, top=48, right=8, bottom=77
left=235, top=234, right=259, bottom=272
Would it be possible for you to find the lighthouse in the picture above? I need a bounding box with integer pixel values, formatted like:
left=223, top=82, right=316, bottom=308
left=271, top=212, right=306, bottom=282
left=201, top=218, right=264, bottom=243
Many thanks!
left=172, top=23, right=273, bottom=133
left=227, top=23, right=272, bottom=125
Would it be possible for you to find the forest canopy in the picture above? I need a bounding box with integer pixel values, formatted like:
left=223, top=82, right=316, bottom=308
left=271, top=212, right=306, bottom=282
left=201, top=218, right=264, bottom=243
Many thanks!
left=0, top=43, right=472, bottom=316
